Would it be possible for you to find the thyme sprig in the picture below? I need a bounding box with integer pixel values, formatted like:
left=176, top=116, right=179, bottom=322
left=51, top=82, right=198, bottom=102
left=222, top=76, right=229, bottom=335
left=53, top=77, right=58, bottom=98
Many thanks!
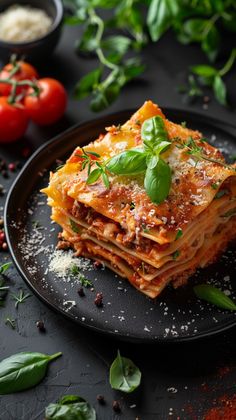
left=11, top=290, right=31, bottom=309
left=174, top=136, right=236, bottom=171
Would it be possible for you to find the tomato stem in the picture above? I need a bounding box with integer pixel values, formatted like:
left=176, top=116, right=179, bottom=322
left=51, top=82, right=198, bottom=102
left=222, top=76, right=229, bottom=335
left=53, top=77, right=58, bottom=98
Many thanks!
left=0, top=78, right=40, bottom=103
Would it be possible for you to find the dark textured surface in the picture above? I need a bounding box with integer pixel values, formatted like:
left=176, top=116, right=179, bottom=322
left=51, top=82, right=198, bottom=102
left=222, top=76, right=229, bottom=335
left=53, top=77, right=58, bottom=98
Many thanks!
left=0, top=25, right=236, bottom=420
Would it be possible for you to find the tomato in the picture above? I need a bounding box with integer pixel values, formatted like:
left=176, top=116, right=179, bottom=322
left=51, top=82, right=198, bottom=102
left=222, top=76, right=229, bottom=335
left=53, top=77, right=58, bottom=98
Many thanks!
left=24, top=78, right=67, bottom=126
left=0, top=61, right=39, bottom=97
left=0, top=97, right=29, bottom=143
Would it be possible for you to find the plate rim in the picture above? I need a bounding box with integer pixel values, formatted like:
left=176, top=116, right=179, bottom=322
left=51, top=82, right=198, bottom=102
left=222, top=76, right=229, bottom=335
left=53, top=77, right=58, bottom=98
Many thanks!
left=4, top=107, right=236, bottom=343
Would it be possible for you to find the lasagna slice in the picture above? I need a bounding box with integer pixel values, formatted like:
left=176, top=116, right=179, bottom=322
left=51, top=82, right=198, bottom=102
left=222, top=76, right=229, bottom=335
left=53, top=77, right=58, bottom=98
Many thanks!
left=42, top=101, right=236, bottom=298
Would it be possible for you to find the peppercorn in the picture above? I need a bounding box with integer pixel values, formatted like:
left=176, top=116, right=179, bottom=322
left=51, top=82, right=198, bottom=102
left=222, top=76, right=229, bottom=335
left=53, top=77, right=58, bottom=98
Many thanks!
left=96, top=395, right=105, bottom=405
left=112, top=400, right=121, bottom=413
left=8, top=162, right=16, bottom=172
left=94, top=292, right=103, bottom=307
left=1, top=170, right=8, bottom=178
left=78, top=287, right=85, bottom=297
left=2, top=243, right=8, bottom=251
left=36, top=320, right=46, bottom=332
left=93, top=260, right=103, bottom=269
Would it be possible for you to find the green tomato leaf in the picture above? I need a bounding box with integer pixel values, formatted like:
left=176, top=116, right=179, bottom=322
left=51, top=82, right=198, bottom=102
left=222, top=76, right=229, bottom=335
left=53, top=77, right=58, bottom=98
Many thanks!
left=45, top=394, right=96, bottom=420
left=107, top=149, right=147, bottom=175
left=109, top=350, right=141, bottom=393
left=144, top=158, right=171, bottom=204
left=191, top=65, right=218, bottom=78
left=75, top=69, right=101, bottom=99
left=141, top=116, right=168, bottom=152
left=194, top=284, right=236, bottom=311
left=0, top=352, right=62, bottom=394
left=213, top=75, right=227, bottom=105
left=86, top=168, right=102, bottom=184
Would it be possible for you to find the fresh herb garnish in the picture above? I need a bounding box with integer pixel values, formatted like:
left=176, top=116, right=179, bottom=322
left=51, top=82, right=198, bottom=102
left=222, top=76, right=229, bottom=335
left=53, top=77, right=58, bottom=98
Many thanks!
left=5, top=318, right=16, bottom=329
left=32, top=220, right=43, bottom=230
left=221, top=208, right=236, bottom=218
left=11, top=290, right=31, bottom=309
left=69, top=218, right=81, bottom=234
left=109, top=350, right=141, bottom=393
left=175, top=136, right=236, bottom=172
left=215, top=190, right=229, bottom=199
left=0, top=351, right=62, bottom=394
left=0, top=262, right=11, bottom=275
left=0, top=263, right=11, bottom=307
left=45, top=395, right=96, bottom=420
left=211, top=183, right=218, bottom=190
left=130, top=202, right=135, bottom=210
left=194, top=284, right=236, bottom=311
left=175, top=229, right=183, bottom=241
left=70, top=265, right=92, bottom=288
left=172, top=250, right=180, bottom=260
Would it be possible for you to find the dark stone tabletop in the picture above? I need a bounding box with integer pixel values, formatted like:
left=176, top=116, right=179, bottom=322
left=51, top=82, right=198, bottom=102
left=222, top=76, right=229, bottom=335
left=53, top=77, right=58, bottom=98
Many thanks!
left=0, top=24, right=236, bottom=420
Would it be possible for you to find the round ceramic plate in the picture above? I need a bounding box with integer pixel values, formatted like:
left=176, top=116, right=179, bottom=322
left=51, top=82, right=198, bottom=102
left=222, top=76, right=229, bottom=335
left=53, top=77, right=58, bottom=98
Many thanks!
left=5, top=109, right=236, bottom=343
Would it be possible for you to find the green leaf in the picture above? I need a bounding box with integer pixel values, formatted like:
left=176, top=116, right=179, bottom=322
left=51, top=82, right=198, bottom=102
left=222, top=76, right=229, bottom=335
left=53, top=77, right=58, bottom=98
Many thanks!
left=75, top=69, right=101, bottom=99
left=69, top=219, right=81, bottom=234
left=221, top=208, right=236, bottom=218
left=213, top=75, right=227, bottom=105
left=76, top=24, right=98, bottom=54
left=144, top=158, right=171, bottom=204
left=86, top=168, right=102, bottom=184
left=101, top=35, right=131, bottom=63
left=191, top=65, right=218, bottom=78
left=107, top=149, right=147, bottom=175
left=0, top=352, right=62, bottom=394
left=178, top=19, right=207, bottom=44
left=90, top=83, right=120, bottom=112
left=147, top=0, right=178, bottom=42
left=202, top=25, right=220, bottom=62
left=109, top=350, right=141, bottom=393
left=194, top=284, right=236, bottom=311
left=0, top=263, right=11, bottom=275
left=101, top=171, right=110, bottom=189
left=45, top=394, right=96, bottom=420
left=172, top=250, right=180, bottom=260
left=141, top=116, right=169, bottom=152
left=175, top=229, right=183, bottom=240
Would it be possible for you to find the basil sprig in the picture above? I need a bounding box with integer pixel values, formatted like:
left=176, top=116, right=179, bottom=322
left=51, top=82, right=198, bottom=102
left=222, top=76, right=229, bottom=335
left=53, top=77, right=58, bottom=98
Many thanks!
left=109, top=350, right=141, bottom=393
left=106, top=116, right=172, bottom=204
left=0, top=351, right=62, bottom=394
left=194, top=284, right=236, bottom=311
left=45, top=395, right=96, bottom=420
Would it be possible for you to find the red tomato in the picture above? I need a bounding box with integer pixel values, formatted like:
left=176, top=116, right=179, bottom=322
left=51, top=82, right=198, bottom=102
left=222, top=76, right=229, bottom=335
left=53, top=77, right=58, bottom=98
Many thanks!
left=0, top=61, right=39, bottom=97
left=24, top=78, right=67, bottom=126
left=0, top=97, right=29, bottom=143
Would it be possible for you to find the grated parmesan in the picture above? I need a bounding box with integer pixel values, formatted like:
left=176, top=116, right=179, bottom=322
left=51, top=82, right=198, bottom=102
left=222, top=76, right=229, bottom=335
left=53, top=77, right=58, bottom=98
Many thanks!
left=0, top=5, right=53, bottom=43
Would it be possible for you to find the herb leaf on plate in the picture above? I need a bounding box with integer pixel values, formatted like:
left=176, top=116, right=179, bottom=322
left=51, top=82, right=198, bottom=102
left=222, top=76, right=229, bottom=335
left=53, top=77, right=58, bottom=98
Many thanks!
left=109, top=350, right=141, bottom=393
left=0, top=351, right=62, bottom=394
left=45, top=394, right=96, bottom=420
left=194, top=284, right=236, bottom=311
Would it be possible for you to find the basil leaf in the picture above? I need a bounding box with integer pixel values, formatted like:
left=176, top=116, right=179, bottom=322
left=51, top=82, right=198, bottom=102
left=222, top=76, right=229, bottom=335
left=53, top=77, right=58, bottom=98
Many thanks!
left=213, top=75, right=227, bottom=105
left=144, top=158, right=171, bottom=204
left=90, top=83, right=120, bottom=112
left=69, top=219, right=81, bottom=234
left=75, top=69, right=102, bottom=99
left=147, top=0, right=178, bottom=42
left=141, top=116, right=168, bottom=152
left=101, top=35, right=131, bottom=63
left=221, top=208, right=236, bottom=218
left=45, top=394, right=96, bottom=420
left=109, top=350, right=141, bottom=393
left=107, top=149, right=147, bottom=175
left=191, top=65, right=218, bottom=78
left=194, top=284, right=236, bottom=311
left=86, top=168, right=102, bottom=184
left=101, top=171, right=110, bottom=189
left=0, top=262, right=11, bottom=275
left=0, top=352, right=62, bottom=394
left=178, top=19, right=207, bottom=44
left=175, top=229, right=183, bottom=240
left=75, top=24, right=98, bottom=55
left=202, top=25, right=220, bottom=62
left=146, top=154, right=158, bottom=169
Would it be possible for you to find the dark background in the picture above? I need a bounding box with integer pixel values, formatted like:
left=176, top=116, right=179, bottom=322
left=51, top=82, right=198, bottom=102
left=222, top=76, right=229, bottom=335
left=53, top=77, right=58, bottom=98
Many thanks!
left=0, top=23, right=236, bottom=420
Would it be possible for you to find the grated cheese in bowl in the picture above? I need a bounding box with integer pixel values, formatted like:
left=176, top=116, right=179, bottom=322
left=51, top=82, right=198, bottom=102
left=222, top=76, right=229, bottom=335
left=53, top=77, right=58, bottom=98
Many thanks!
left=0, top=4, right=53, bottom=43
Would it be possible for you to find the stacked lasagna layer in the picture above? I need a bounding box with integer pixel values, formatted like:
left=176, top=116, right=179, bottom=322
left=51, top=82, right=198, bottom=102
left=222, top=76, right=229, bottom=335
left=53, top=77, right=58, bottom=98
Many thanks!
left=42, top=101, right=236, bottom=298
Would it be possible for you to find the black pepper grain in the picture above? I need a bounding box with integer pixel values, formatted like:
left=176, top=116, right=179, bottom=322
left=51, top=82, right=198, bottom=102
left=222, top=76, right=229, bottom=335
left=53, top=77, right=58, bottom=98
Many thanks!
left=112, top=400, right=121, bottom=413
left=36, top=320, right=46, bottom=332
left=94, top=292, right=103, bottom=307
left=96, top=394, right=105, bottom=405
left=78, top=287, right=85, bottom=297
left=93, top=260, right=103, bottom=269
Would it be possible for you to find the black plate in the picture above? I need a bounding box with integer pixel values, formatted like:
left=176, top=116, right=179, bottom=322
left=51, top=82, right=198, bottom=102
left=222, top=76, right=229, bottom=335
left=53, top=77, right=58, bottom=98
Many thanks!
left=4, top=109, right=236, bottom=343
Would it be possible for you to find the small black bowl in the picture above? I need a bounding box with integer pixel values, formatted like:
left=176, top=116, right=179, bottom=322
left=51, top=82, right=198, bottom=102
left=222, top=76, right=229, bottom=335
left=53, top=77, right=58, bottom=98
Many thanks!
left=0, top=0, right=64, bottom=63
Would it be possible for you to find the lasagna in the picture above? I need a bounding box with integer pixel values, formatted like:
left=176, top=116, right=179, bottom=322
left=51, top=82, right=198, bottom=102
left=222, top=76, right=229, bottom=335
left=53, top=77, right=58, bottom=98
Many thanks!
left=42, top=101, right=236, bottom=298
